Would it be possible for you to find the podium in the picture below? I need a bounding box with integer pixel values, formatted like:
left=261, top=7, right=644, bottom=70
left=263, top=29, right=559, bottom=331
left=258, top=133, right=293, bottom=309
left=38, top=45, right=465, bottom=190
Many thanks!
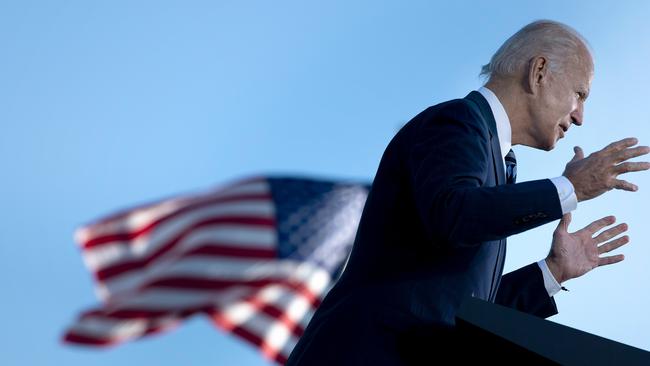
left=455, top=296, right=650, bottom=365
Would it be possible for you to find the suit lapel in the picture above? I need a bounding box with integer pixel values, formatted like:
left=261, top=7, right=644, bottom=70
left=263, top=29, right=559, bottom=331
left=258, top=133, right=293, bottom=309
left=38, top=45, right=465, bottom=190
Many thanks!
left=465, top=91, right=507, bottom=302
left=465, top=91, right=506, bottom=186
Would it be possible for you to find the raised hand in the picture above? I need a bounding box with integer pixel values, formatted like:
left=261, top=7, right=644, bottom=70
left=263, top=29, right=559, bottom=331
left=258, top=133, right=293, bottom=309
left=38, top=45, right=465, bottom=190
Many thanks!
left=545, top=213, right=629, bottom=284
left=562, top=138, right=650, bottom=202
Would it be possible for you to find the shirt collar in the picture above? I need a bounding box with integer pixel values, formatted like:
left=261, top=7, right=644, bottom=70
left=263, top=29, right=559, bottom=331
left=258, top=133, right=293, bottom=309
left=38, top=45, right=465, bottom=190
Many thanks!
left=477, top=86, right=511, bottom=161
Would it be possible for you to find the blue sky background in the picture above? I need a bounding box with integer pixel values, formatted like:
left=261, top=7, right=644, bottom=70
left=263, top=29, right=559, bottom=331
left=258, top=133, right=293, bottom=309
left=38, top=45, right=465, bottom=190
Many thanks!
left=2, top=1, right=649, bottom=365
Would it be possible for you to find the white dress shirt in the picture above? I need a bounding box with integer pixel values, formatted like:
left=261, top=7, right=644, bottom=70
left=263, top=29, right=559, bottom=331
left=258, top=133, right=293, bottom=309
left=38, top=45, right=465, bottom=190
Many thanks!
left=477, top=86, right=576, bottom=297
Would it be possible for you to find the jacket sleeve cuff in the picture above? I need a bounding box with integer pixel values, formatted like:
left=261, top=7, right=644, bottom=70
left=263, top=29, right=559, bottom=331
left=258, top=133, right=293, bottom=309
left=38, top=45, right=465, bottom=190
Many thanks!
left=549, top=176, right=578, bottom=214
left=537, top=259, right=562, bottom=297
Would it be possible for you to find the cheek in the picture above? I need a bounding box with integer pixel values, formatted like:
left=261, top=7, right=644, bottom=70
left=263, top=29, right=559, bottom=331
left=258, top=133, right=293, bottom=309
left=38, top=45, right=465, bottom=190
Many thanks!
left=561, top=92, right=579, bottom=114
left=564, top=99, right=577, bottom=116
left=549, top=98, right=575, bottom=124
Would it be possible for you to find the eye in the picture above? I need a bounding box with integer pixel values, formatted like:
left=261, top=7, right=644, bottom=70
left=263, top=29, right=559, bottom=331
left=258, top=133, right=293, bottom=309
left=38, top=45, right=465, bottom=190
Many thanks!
left=576, top=91, right=585, bottom=101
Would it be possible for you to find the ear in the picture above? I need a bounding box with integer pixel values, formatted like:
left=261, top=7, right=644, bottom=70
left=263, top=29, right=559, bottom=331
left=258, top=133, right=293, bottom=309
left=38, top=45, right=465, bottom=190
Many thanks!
left=527, top=56, right=549, bottom=94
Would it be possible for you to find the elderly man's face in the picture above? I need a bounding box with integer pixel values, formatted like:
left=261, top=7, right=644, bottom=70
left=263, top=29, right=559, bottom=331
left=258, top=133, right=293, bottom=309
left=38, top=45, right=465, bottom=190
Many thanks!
left=530, top=49, right=594, bottom=150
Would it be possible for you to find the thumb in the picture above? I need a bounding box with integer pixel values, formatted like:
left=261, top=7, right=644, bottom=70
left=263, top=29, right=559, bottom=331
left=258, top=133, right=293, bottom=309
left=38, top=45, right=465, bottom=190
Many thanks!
left=570, top=146, right=584, bottom=162
left=558, top=213, right=572, bottom=232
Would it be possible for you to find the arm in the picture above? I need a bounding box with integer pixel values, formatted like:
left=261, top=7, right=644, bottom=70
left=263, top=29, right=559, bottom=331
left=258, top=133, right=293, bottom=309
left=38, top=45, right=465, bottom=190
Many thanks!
left=496, top=212, right=630, bottom=317
left=408, top=105, right=563, bottom=246
left=495, top=263, right=558, bottom=319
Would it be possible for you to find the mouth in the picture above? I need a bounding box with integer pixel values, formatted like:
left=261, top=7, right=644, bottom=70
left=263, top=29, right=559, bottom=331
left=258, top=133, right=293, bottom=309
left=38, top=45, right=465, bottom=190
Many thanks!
left=559, top=124, right=569, bottom=133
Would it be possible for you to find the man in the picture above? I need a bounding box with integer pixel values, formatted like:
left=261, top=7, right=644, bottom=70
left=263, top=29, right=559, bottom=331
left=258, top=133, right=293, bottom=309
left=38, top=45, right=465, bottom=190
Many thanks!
left=286, top=20, right=650, bottom=365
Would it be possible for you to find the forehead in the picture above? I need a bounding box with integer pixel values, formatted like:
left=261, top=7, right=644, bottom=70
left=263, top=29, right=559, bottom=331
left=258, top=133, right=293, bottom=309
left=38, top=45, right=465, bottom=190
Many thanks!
left=565, top=49, right=594, bottom=86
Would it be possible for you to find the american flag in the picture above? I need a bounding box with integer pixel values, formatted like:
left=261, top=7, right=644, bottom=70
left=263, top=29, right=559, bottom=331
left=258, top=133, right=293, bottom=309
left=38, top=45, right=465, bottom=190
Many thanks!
left=63, top=176, right=370, bottom=364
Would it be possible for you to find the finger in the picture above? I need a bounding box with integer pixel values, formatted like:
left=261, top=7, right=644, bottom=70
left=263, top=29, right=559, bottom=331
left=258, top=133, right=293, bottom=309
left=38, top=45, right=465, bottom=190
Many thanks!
left=598, top=235, right=630, bottom=254
left=613, top=145, right=650, bottom=163
left=598, top=254, right=625, bottom=266
left=603, top=137, right=639, bottom=153
left=594, top=223, right=628, bottom=243
left=612, top=179, right=639, bottom=192
left=554, top=213, right=571, bottom=236
left=580, top=216, right=616, bottom=236
left=570, top=146, right=584, bottom=162
left=560, top=213, right=572, bottom=231
left=614, top=162, right=650, bottom=175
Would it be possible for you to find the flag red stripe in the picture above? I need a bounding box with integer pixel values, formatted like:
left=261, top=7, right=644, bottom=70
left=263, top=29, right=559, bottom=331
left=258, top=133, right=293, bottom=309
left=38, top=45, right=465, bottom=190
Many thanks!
left=94, top=216, right=276, bottom=282
left=66, top=271, right=323, bottom=362
left=63, top=319, right=181, bottom=347
left=79, top=280, right=322, bottom=320
left=139, top=277, right=323, bottom=302
left=67, top=283, right=319, bottom=348
left=80, top=279, right=322, bottom=321
left=98, top=272, right=324, bottom=310
left=244, top=297, right=307, bottom=338
left=82, top=194, right=272, bottom=249
left=63, top=332, right=113, bottom=346
left=76, top=302, right=309, bottom=339
left=230, top=325, right=289, bottom=365
left=80, top=304, right=213, bottom=320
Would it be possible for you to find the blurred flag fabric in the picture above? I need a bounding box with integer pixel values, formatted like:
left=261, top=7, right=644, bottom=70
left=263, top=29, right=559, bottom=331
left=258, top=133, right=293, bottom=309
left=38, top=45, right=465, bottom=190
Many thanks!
left=63, top=176, right=371, bottom=364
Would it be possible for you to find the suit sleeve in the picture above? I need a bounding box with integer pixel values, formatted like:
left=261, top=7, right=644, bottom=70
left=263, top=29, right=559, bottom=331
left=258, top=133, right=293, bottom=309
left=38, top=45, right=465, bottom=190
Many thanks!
left=495, top=263, right=558, bottom=318
left=408, top=103, right=563, bottom=247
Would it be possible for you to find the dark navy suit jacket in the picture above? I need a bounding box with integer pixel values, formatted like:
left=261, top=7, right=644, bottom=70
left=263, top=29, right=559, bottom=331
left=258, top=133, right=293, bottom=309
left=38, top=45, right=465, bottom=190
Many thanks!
left=286, top=91, right=564, bottom=365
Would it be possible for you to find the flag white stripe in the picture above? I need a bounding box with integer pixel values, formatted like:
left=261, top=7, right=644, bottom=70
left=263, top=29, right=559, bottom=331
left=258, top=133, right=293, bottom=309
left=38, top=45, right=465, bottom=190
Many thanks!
left=68, top=314, right=181, bottom=340
left=75, top=180, right=270, bottom=244
left=220, top=283, right=322, bottom=326
left=98, top=260, right=329, bottom=301
left=99, top=287, right=251, bottom=310
left=83, top=278, right=324, bottom=320
left=234, top=310, right=300, bottom=357
left=111, top=258, right=325, bottom=285
left=83, top=210, right=276, bottom=272
left=69, top=298, right=310, bottom=351
left=278, top=336, right=299, bottom=361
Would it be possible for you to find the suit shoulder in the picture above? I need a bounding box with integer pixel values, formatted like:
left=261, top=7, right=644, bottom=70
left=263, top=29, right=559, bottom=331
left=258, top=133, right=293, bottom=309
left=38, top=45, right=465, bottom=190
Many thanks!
left=434, top=98, right=487, bottom=127
left=403, top=98, right=489, bottom=137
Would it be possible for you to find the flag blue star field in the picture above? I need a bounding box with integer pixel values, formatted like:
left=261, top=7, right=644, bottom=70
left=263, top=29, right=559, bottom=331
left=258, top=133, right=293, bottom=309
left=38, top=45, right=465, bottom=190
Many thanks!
left=63, top=176, right=371, bottom=364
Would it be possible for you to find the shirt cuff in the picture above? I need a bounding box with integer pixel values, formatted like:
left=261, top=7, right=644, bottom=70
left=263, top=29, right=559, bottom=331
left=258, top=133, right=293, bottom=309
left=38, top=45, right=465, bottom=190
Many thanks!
left=549, top=176, right=578, bottom=214
left=537, top=259, right=562, bottom=297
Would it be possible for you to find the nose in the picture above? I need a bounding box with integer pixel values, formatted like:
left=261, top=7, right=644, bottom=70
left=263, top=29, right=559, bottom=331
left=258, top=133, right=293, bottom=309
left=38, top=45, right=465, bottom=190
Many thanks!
left=570, top=103, right=584, bottom=126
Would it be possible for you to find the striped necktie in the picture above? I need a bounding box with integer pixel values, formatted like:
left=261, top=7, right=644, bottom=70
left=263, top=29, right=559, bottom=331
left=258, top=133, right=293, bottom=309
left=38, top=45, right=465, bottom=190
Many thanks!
left=505, top=149, right=517, bottom=184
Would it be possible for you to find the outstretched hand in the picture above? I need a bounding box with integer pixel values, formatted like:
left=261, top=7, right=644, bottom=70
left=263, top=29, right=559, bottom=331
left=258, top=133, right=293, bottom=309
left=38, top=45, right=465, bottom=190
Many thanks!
left=563, top=138, right=650, bottom=202
left=545, top=213, right=629, bottom=284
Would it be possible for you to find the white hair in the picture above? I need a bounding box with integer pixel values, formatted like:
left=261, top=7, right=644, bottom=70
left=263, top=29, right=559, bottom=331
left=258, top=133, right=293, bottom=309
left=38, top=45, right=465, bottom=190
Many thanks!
left=480, top=20, right=592, bottom=80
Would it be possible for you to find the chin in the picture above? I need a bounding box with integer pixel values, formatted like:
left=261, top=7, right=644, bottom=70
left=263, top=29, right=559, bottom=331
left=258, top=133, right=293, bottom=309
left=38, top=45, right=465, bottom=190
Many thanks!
left=541, top=139, right=557, bottom=151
